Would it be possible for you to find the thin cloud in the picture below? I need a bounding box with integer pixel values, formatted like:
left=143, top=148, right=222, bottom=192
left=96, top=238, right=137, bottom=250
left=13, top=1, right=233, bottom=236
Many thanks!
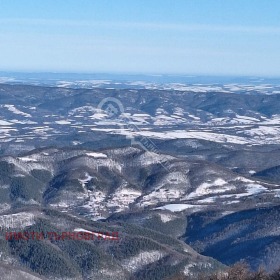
left=1, top=18, right=280, bottom=34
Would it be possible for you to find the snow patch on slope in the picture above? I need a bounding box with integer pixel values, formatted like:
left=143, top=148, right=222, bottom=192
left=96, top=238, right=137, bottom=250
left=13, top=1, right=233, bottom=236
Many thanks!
left=122, top=250, right=165, bottom=272
left=0, top=212, right=35, bottom=229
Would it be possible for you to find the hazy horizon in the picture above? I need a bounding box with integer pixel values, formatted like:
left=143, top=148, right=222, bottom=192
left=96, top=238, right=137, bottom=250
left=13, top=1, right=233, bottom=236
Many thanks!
left=1, top=0, right=280, bottom=76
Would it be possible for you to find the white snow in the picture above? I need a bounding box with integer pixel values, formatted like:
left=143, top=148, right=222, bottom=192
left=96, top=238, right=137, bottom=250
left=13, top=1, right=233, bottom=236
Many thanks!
left=0, top=212, right=35, bottom=229
left=197, top=197, right=216, bottom=203
left=186, top=178, right=235, bottom=199
left=106, top=187, right=142, bottom=211
left=245, top=183, right=267, bottom=195
left=79, top=173, right=93, bottom=190
left=157, top=213, right=176, bottom=223
left=122, top=250, right=165, bottom=272
left=55, top=120, right=71, bottom=125
left=18, top=156, right=38, bottom=162
left=116, top=129, right=251, bottom=145
left=155, top=204, right=202, bottom=212
left=3, top=104, right=31, bottom=118
left=86, top=152, right=108, bottom=158
left=73, top=228, right=117, bottom=239
left=0, top=120, right=13, bottom=125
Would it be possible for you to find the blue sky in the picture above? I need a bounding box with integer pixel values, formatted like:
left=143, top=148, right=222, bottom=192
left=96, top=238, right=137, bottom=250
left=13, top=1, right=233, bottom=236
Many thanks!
left=0, top=0, right=280, bottom=76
